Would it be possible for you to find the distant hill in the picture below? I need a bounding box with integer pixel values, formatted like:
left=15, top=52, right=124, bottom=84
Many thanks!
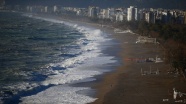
left=5, top=0, right=186, bottom=9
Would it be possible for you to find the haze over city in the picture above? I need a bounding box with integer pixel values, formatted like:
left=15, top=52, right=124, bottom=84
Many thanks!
left=3, top=0, right=186, bottom=9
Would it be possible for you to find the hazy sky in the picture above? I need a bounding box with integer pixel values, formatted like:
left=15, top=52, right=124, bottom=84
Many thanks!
left=5, top=0, right=186, bottom=9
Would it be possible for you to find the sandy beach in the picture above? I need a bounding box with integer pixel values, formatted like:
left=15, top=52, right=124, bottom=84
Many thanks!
left=91, top=28, right=186, bottom=104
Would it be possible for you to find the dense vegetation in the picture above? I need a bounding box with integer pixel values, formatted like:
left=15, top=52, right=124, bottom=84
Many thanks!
left=113, top=20, right=186, bottom=78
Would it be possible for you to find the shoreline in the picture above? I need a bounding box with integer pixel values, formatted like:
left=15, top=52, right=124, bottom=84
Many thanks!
left=20, top=13, right=122, bottom=103
left=29, top=13, right=186, bottom=103
left=4, top=12, right=186, bottom=103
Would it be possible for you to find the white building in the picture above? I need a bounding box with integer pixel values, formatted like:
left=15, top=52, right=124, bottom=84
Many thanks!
left=76, top=8, right=86, bottom=16
left=116, top=13, right=124, bottom=22
left=103, top=8, right=115, bottom=20
left=127, top=6, right=138, bottom=21
left=54, top=5, right=58, bottom=13
left=105, top=8, right=110, bottom=19
left=98, top=9, right=105, bottom=19
left=26, top=6, right=32, bottom=12
left=76, top=9, right=81, bottom=15
left=44, top=6, right=48, bottom=13
left=88, top=6, right=99, bottom=18
left=115, top=9, right=124, bottom=22
left=88, top=6, right=94, bottom=17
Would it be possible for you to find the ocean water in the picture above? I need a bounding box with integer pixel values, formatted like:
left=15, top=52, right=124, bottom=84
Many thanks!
left=0, top=12, right=118, bottom=104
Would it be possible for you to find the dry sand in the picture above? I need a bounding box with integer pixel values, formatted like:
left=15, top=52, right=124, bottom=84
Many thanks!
left=91, top=29, right=186, bottom=104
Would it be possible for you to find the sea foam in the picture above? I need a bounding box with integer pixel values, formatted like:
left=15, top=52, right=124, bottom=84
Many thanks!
left=17, top=14, right=117, bottom=104
left=20, top=86, right=97, bottom=104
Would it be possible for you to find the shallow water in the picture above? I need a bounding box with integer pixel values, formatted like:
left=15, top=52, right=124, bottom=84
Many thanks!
left=0, top=12, right=118, bottom=104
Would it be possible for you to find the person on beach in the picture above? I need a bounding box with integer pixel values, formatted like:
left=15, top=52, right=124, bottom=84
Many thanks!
left=173, top=88, right=178, bottom=100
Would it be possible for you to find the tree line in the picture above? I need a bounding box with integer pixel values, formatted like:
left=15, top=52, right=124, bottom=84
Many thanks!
left=113, top=20, right=186, bottom=78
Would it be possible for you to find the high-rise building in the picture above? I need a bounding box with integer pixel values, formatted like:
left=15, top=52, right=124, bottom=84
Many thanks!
left=145, top=12, right=156, bottom=23
left=139, top=10, right=145, bottom=20
left=105, top=8, right=110, bottom=19
left=127, top=6, right=138, bottom=21
left=88, top=6, right=98, bottom=18
left=98, top=9, right=105, bottom=19
left=116, top=13, right=124, bottom=22
left=45, top=6, right=48, bottom=13
left=115, top=8, right=124, bottom=22
left=161, top=12, right=168, bottom=23
left=54, top=5, right=58, bottom=13
left=110, top=8, right=115, bottom=16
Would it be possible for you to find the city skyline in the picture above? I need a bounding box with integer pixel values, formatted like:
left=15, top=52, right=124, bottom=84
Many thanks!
left=4, top=0, right=186, bottom=9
